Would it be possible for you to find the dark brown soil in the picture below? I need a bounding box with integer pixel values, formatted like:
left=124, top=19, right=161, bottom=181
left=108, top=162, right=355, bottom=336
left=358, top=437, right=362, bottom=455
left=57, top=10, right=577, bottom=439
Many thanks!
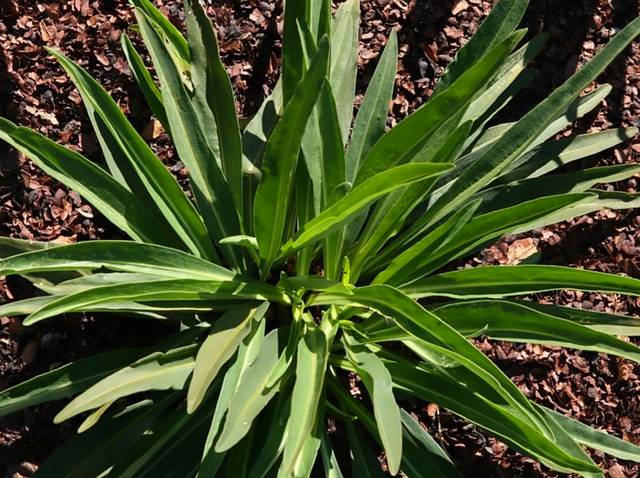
left=0, top=0, right=639, bottom=476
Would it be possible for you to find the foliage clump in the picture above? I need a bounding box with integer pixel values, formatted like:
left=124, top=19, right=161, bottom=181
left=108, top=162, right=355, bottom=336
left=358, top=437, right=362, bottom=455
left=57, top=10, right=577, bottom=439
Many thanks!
left=1, top=0, right=640, bottom=476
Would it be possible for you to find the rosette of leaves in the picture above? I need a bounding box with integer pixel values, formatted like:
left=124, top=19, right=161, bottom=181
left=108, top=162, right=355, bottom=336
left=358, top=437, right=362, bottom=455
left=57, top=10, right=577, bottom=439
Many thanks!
left=1, top=0, right=640, bottom=476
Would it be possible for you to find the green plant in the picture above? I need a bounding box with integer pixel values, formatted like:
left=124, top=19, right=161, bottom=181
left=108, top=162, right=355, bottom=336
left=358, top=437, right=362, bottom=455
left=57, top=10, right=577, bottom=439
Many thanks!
left=1, top=0, right=640, bottom=475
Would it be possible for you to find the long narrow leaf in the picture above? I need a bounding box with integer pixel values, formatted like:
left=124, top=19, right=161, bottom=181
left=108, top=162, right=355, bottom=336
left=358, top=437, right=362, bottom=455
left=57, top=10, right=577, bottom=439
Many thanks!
left=254, top=39, right=330, bottom=274
left=184, top=0, right=243, bottom=214
left=48, top=49, right=216, bottom=260
left=136, top=11, right=246, bottom=270
left=405, top=265, right=640, bottom=299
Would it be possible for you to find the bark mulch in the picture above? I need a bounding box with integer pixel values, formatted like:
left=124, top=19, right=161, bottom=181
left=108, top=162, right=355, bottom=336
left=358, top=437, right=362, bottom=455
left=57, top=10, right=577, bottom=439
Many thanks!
left=0, top=0, right=639, bottom=476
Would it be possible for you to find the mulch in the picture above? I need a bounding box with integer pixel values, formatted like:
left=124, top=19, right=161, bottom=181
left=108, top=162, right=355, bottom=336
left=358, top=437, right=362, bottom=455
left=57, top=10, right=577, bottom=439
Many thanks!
left=0, top=0, right=639, bottom=476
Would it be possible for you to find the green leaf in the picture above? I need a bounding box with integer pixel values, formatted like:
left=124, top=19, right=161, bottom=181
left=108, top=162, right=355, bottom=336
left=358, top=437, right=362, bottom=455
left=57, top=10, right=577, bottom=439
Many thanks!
left=329, top=0, right=360, bottom=142
left=301, top=82, right=345, bottom=214
left=432, top=300, right=640, bottom=362
left=0, top=241, right=234, bottom=281
left=384, top=356, right=601, bottom=476
left=514, top=300, right=640, bottom=336
left=477, top=164, right=640, bottom=213
left=541, top=406, right=640, bottom=463
left=200, top=319, right=266, bottom=477
left=434, top=0, right=528, bottom=94
left=47, top=49, right=216, bottom=260
left=299, top=80, right=346, bottom=279
left=400, top=410, right=459, bottom=478
left=415, top=16, right=640, bottom=236
left=354, top=32, right=520, bottom=185
left=35, top=396, right=177, bottom=478
left=281, top=0, right=308, bottom=103
left=405, top=265, right=640, bottom=299
left=280, top=163, right=453, bottom=256
left=0, top=297, right=56, bottom=317
left=345, top=422, right=386, bottom=478
left=373, top=193, right=593, bottom=284
left=0, top=236, right=52, bottom=257
left=373, top=199, right=481, bottom=286
left=120, top=34, right=168, bottom=129
left=320, top=432, right=345, bottom=478
left=23, top=278, right=284, bottom=325
left=54, top=345, right=198, bottom=423
left=462, top=33, right=548, bottom=125
left=187, top=303, right=269, bottom=413
left=282, top=416, right=324, bottom=478
left=344, top=335, right=402, bottom=475
left=280, top=326, right=329, bottom=475
left=136, top=11, right=246, bottom=271
left=249, top=394, right=292, bottom=478
left=110, top=396, right=216, bottom=478
left=0, top=118, right=180, bottom=248
left=350, top=119, right=473, bottom=281
left=129, top=0, right=190, bottom=64
left=242, top=79, right=283, bottom=169
left=184, top=0, right=243, bottom=215
left=345, top=29, right=398, bottom=182
left=499, top=127, right=639, bottom=183
left=254, top=38, right=330, bottom=274
left=0, top=348, right=148, bottom=418
left=329, top=376, right=457, bottom=477
left=215, top=327, right=289, bottom=451
left=316, top=286, right=554, bottom=434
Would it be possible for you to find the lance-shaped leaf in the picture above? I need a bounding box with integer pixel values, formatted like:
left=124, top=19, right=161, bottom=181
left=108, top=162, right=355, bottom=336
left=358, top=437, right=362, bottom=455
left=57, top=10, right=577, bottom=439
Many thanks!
left=329, top=0, right=360, bottom=142
left=187, top=302, right=268, bottom=413
left=0, top=348, right=148, bottom=418
left=249, top=394, right=293, bottom=478
left=200, top=319, right=267, bottom=477
left=405, top=265, right=640, bottom=299
left=110, top=394, right=216, bottom=478
left=47, top=49, right=216, bottom=260
left=477, top=164, right=640, bottom=213
left=0, top=241, right=235, bottom=281
left=344, top=335, right=402, bottom=475
left=280, top=326, right=328, bottom=475
left=129, top=0, right=190, bottom=65
left=400, top=410, right=460, bottom=478
left=434, top=0, right=528, bottom=94
left=280, top=163, right=453, bottom=257
left=499, top=127, right=639, bottom=183
left=254, top=39, right=330, bottom=274
left=415, top=16, right=640, bottom=235
left=540, top=406, right=640, bottom=463
left=354, top=32, right=521, bottom=185
left=373, top=193, right=593, bottom=284
left=513, top=300, right=640, bottom=337
left=329, top=377, right=458, bottom=478
left=351, top=121, right=473, bottom=280
left=215, top=327, right=289, bottom=451
left=281, top=0, right=308, bottom=103
left=371, top=300, right=640, bottom=362
left=373, top=198, right=481, bottom=285
left=346, top=28, right=398, bottom=182
left=121, top=34, right=168, bottom=129
left=23, top=278, right=285, bottom=324
left=184, top=0, right=243, bottom=214
left=55, top=344, right=198, bottom=423
left=136, top=11, right=246, bottom=271
left=384, top=356, right=601, bottom=476
left=0, top=118, right=179, bottom=248
left=313, top=286, right=551, bottom=434
left=345, top=422, right=386, bottom=478
left=35, top=396, right=178, bottom=478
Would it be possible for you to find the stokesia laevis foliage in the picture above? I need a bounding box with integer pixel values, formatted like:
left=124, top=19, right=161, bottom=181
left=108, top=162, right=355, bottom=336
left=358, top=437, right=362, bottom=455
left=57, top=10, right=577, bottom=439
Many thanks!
left=1, top=0, right=640, bottom=476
